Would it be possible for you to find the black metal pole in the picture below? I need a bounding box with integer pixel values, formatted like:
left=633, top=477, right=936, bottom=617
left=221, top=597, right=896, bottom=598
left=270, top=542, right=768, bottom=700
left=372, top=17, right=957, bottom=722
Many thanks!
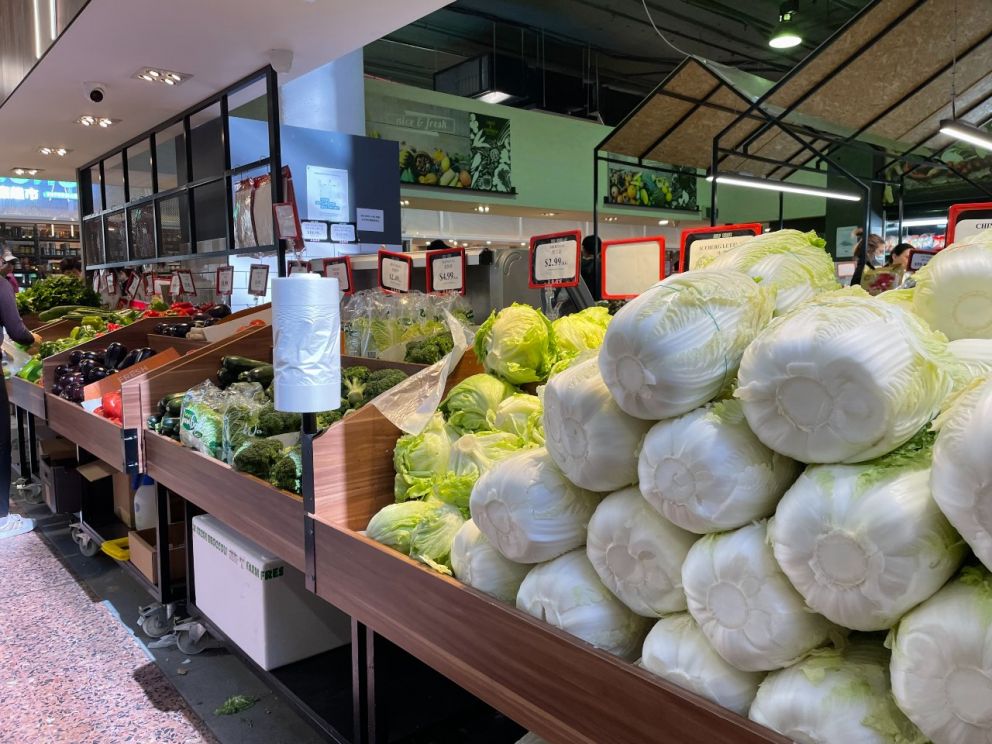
left=710, top=140, right=718, bottom=227
left=592, top=150, right=599, bottom=295
left=267, top=66, right=285, bottom=277
left=851, top=183, right=872, bottom=287
left=778, top=191, right=785, bottom=230
left=301, top=411, right=318, bottom=593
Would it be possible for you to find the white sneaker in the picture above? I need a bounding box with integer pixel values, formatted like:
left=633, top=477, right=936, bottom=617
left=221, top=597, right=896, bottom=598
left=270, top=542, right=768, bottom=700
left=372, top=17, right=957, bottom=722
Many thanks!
left=0, top=514, right=35, bottom=538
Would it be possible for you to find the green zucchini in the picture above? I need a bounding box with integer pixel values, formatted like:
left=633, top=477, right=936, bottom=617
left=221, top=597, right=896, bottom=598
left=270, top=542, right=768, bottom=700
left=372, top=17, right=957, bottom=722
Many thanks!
left=238, top=364, right=274, bottom=387
left=221, top=356, right=268, bottom=375
left=157, top=392, right=186, bottom=415
left=160, top=415, right=181, bottom=433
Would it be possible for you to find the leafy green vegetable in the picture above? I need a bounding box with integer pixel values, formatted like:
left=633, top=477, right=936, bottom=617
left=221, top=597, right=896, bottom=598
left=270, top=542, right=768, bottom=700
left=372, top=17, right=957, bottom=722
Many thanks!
left=408, top=501, right=465, bottom=574
left=487, top=393, right=544, bottom=445
left=393, top=413, right=457, bottom=502
left=270, top=446, right=302, bottom=493
left=257, top=405, right=301, bottom=437
left=474, top=303, right=556, bottom=384
left=366, top=500, right=437, bottom=554
left=404, top=332, right=454, bottom=364
left=552, top=306, right=611, bottom=360
left=214, top=695, right=257, bottom=716
left=16, top=274, right=101, bottom=314
left=365, top=369, right=408, bottom=399
left=232, top=438, right=285, bottom=480
left=440, top=373, right=516, bottom=434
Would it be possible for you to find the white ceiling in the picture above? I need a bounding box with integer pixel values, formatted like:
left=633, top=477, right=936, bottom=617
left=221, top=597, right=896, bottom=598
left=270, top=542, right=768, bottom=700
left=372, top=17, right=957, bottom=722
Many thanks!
left=0, top=0, right=450, bottom=182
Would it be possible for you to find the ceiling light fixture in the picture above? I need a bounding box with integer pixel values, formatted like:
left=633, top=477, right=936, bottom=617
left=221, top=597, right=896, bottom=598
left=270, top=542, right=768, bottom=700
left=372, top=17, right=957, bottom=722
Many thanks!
left=476, top=205, right=490, bottom=213
left=38, top=146, right=70, bottom=157
left=135, top=67, right=190, bottom=86
left=769, top=1, right=803, bottom=49
left=900, top=216, right=950, bottom=228
left=658, top=219, right=669, bottom=226
left=11, top=168, right=42, bottom=176
left=706, top=173, right=862, bottom=202
left=476, top=90, right=512, bottom=104
left=76, top=115, right=118, bottom=127
left=542, top=211, right=558, bottom=217
left=939, top=119, right=992, bottom=151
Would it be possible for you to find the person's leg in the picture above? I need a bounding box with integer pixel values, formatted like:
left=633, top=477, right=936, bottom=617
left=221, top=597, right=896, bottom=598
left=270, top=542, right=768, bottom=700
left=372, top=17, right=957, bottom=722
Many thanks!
left=0, top=389, right=33, bottom=537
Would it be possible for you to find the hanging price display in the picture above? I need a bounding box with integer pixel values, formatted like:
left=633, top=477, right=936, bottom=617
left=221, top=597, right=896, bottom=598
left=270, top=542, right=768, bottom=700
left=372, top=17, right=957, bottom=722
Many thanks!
left=247, top=264, right=269, bottom=297
left=215, top=265, right=234, bottom=295
left=125, top=272, right=142, bottom=300
left=426, top=247, right=466, bottom=294
left=288, top=260, right=309, bottom=275
left=169, top=273, right=181, bottom=296
left=378, top=249, right=412, bottom=293
left=273, top=202, right=300, bottom=240
left=907, top=249, right=937, bottom=272
left=679, top=223, right=762, bottom=272
left=178, top=270, right=196, bottom=295
left=601, top=236, right=666, bottom=300
left=92, top=270, right=101, bottom=293
left=105, top=270, right=116, bottom=293
left=946, top=201, right=992, bottom=244
left=144, top=272, right=156, bottom=296
left=528, top=231, right=581, bottom=288
left=323, top=256, right=354, bottom=295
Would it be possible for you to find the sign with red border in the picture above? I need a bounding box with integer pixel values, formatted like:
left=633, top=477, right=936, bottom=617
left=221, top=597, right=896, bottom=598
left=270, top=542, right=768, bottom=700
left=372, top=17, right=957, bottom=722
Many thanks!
left=946, top=201, right=992, bottom=244
left=125, top=271, right=141, bottom=301
left=178, top=270, right=196, bottom=295
left=679, top=223, right=762, bottom=272
left=104, top=270, right=116, bottom=293
left=907, top=249, right=938, bottom=272
left=378, top=249, right=413, bottom=293
left=601, top=236, right=666, bottom=300
left=425, top=247, right=467, bottom=295
left=144, top=272, right=156, bottom=296
left=273, top=203, right=299, bottom=240
left=323, top=256, right=354, bottom=295
left=248, top=264, right=269, bottom=297
left=215, top=265, right=234, bottom=295
left=169, top=273, right=181, bottom=296
left=528, top=231, right=581, bottom=288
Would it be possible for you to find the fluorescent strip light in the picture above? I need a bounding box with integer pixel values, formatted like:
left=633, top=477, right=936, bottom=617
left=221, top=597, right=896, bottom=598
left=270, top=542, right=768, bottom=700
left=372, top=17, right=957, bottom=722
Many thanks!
left=939, top=119, right=992, bottom=151
left=32, top=0, right=43, bottom=58
left=707, top=174, right=862, bottom=202
left=901, top=216, right=949, bottom=228
left=476, top=90, right=512, bottom=104
left=49, top=0, right=57, bottom=40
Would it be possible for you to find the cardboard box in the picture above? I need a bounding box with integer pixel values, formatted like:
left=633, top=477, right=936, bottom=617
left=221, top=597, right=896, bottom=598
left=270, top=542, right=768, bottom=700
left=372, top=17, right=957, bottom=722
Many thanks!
left=40, top=458, right=82, bottom=514
left=76, top=459, right=122, bottom=524
left=38, top=436, right=76, bottom=461
left=128, top=522, right=186, bottom=584
left=112, top=472, right=135, bottom=528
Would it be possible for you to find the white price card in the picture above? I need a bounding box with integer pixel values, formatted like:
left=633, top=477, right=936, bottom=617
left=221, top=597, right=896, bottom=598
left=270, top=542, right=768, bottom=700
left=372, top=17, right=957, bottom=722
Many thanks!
left=686, top=234, right=751, bottom=270
left=379, top=250, right=412, bottom=293
left=215, top=265, right=234, bottom=295
left=144, top=272, right=156, bottom=296
left=273, top=203, right=299, bottom=239
left=909, top=250, right=936, bottom=271
left=427, top=248, right=465, bottom=294
left=125, top=272, right=141, bottom=300
left=178, top=270, right=196, bottom=294
left=323, top=257, right=352, bottom=294
left=92, top=270, right=101, bottom=293
left=601, top=237, right=665, bottom=300
left=248, top=264, right=269, bottom=296
left=533, top=240, right=578, bottom=283
left=300, top=221, right=328, bottom=242
left=330, top=223, right=357, bottom=243
left=679, top=224, right=762, bottom=272
left=169, top=273, right=181, bottom=296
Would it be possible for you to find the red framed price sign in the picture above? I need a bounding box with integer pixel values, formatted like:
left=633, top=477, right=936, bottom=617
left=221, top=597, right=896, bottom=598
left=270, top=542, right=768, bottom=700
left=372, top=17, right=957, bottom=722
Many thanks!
left=215, top=265, right=234, bottom=295
left=425, top=246, right=467, bottom=295
left=323, top=256, right=354, bottom=295
left=528, top=231, right=581, bottom=288
left=125, top=271, right=141, bottom=301
left=378, top=249, right=413, bottom=293
left=105, top=270, right=117, bottom=294
left=144, top=272, right=156, bottom=296
left=178, top=270, right=196, bottom=295
left=601, top=236, right=666, bottom=300
left=247, top=264, right=269, bottom=297
left=907, top=249, right=938, bottom=272
left=946, top=201, right=992, bottom=244
left=679, top=223, right=762, bottom=272
left=169, top=273, right=181, bottom=296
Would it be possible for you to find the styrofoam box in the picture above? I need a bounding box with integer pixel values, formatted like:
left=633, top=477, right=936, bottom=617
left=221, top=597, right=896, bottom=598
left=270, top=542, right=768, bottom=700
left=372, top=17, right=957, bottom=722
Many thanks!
left=192, top=514, right=350, bottom=670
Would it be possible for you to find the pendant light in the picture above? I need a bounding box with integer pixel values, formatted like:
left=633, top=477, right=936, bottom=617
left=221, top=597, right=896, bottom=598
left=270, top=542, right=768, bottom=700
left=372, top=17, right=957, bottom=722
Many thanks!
left=769, top=1, right=802, bottom=49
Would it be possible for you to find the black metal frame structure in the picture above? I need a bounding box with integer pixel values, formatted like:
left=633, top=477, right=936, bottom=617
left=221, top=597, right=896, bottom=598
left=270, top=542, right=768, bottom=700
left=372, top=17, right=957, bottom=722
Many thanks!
left=76, top=66, right=284, bottom=273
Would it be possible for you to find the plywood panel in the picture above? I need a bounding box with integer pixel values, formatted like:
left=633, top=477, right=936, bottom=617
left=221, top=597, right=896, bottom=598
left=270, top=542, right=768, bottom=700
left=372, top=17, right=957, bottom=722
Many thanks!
left=46, top=393, right=125, bottom=470
left=10, top=377, right=47, bottom=418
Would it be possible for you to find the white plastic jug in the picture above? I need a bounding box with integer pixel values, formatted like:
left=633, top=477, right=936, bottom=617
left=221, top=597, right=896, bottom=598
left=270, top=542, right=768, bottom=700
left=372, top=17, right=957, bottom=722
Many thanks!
left=132, top=475, right=157, bottom=531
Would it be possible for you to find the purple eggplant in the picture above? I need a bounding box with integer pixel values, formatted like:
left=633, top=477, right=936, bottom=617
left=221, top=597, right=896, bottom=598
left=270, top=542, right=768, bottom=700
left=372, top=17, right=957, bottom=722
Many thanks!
left=207, top=303, right=231, bottom=318
left=116, top=349, right=140, bottom=370
left=51, top=384, right=63, bottom=397
left=104, top=342, right=126, bottom=370
left=68, top=350, right=83, bottom=366
left=88, top=366, right=110, bottom=382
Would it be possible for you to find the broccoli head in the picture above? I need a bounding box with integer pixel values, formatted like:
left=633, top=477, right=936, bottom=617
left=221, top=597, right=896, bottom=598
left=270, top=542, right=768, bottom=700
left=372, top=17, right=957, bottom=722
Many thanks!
left=232, top=438, right=285, bottom=480
left=343, top=376, right=367, bottom=408
left=404, top=332, right=454, bottom=365
left=317, top=409, right=343, bottom=430
left=365, top=368, right=408, bottom=399
left=223, top=403, right=262, bottom=464
left=257, top=404, right=302, bottom=437
left=270, top=446, right=303, bottom=494
left=342, top=365, right=370, bottom=383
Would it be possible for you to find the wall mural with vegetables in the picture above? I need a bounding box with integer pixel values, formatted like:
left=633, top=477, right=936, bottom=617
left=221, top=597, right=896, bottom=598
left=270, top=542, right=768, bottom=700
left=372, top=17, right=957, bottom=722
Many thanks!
left=366, top=93, right=512, bottom=193
left=606, top=165, right=698, bottom=211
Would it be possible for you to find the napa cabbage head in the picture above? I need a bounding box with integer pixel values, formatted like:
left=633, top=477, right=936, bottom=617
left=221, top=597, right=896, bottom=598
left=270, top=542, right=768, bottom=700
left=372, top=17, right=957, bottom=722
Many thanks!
left=770, top=430, right=965, bottom=631
left=736, top=287, right=957, bottom=463
left=516, top=549, right=652, bottom=660
left=393, top=412, right=458, bottom=501
left=641, top=613, right=764, bottom=715
left=889, top=567, right=992, bottom=744
left=432, top=430, right=528, bottom=515
left=702, top=229, right=839, bottom=314
left=552, top=306, right=611, bottom=359
left=440, top=373, right=516, bottom=434
left=488, top=393, right=545, bottom=445
left=450, top=519, right=531, bottom=603
left=912, top=228, right=992, bottom=340
left=474, top=303, right=556, bottom=384
left=750, top=640, right=927, bottom=744
left=599, top=269, right=775, bottom=419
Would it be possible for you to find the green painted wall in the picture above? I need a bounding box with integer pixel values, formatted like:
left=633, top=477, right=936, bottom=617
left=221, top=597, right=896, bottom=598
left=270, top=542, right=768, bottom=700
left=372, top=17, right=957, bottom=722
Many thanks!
left=365, top=78, right=827, bottom=224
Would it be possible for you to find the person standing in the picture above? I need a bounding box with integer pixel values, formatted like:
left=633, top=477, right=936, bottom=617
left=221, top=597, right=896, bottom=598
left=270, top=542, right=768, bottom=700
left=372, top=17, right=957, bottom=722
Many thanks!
left=0, top=245, right=19, bottom=293
left=0, top=278, right=40, bottom=538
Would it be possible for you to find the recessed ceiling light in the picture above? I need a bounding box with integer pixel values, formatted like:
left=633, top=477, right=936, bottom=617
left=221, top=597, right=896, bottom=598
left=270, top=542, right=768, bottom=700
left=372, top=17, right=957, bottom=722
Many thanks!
left=135, top=67, right=191, bottom=86
left=11, top=168, right=42, bottom=176
left=475, top=90, right=512, bottom=104
left=476, top=205, right=490, bottom=213
left=76, top=115, right=119, bottom=127
left=38, top=146, right=70, bottom=157
left=542, top=211, right=557, bottom=217
left=658, top=219, right=669, bottom=226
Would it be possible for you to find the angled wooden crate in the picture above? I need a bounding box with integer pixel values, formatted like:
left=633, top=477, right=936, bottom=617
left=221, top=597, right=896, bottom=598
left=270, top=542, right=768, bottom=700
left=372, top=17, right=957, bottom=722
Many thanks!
left=9, top=318, right=79, bottom=418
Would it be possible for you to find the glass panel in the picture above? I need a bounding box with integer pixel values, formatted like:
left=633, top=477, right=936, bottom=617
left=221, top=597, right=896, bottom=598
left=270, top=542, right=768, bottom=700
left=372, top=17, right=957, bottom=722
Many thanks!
left=83, top=218, right=103, bottom=265
left=104, top=153, right=126, bottom=209
left=127, top=138, right=153, bottom=200
left=157, top=195, right=190, bottom=257
left=155, top=121, right=184, bottom=191
left=228, top=77, right=270, bottom=169
left=189, top=103, right=225, bottom=181
left=193, top=181, right=228, bottom=253
left=231, top=167, right=272, bottom=249
left=88, top=164, right=102, bottom=214
left=103, top=211, right=126, bottom=262
left=128, top=204, right=156, bottom=260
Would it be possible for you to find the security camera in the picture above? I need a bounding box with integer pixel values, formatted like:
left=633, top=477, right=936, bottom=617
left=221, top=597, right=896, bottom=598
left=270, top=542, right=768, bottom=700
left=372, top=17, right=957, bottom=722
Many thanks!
left=83, top=82, right=107, bottom=104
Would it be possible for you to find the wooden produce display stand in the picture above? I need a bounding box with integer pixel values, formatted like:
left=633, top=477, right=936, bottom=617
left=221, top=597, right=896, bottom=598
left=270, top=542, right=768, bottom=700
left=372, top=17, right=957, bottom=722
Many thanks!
left=9, top=318, right=77, bottom=418
left=143, top=301, right=271, bottom=356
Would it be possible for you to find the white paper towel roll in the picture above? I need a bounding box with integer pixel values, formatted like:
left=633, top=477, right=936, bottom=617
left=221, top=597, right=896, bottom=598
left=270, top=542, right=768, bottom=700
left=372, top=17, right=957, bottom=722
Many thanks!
left=271, top=274, right=341, bottom=413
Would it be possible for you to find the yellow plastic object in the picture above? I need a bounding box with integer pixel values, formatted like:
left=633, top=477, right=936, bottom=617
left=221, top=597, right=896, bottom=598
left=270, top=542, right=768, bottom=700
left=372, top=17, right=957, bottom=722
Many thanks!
left=101, top=537, right=130, bottom=561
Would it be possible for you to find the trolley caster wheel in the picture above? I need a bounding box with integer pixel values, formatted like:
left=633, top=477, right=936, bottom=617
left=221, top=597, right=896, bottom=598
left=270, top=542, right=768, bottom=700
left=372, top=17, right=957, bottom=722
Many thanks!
left=71, top=527, right=99, bottom=557
left=176, top=629, right=211, bottom=655
left=138, top=604, right=173, bottom=639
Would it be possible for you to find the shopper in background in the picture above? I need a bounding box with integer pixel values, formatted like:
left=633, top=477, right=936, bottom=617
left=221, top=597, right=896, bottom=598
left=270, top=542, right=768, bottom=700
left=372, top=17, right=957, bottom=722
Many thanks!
left=580, top=234, right=602, bottom=301
left=855, top=232, right=896, bottom=295
left=0, top=278, right=41, bottom=538
left=427, top=239, right=452, bottom=251
left=0, top=247, right=19, bottom=293
left=59, top=256, right=82, bottom=276
left=888, top=243, right=913, bottom=271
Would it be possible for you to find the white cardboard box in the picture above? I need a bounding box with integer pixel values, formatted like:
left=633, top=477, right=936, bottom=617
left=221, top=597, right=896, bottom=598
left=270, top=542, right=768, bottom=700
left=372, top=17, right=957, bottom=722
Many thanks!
left=192, top=514, right=350, bottom=670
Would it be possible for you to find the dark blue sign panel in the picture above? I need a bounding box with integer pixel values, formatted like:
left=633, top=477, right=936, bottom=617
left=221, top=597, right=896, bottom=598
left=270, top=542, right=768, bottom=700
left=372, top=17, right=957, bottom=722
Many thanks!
left=0, top=177, right=78, bottom=221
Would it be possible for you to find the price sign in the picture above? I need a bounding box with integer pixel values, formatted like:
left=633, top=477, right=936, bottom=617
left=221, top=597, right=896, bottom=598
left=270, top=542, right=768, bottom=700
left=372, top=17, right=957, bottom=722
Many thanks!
left=169, top=273, right=181, bottom=296
left=946, top=201, right=992, bottom=243
left=178, top=270, right=196, bottom=294
left=92, top=270, right=101, bottom=293
left=323, top=256, right=353, bottom=295
left=330, top=223, right=357, bottom=243
left=125, top=272, right=141, bottom=300
left=601, top=236, right=666, bottom=300
left=248, top=264, right=269, bottom=296
left=273, top=202, right=300, bottom=239
left=300, top=220, right=329, bottom=242
left=679, top=224, right=762, bottom=272
left=907, top=249, right=937, bottom=272
left=426, top=247, right=466, bottom=294
left=144, top=272, right=156, bottom=296
left=378, top=249, right=412, bottom=293
left=105, top=270, right=116, bottom=293
left=215, top=265, right=234, bottom=295
left=288, top=260, right=309, bottom=275
left=529, top=231, right=581, bottom=288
